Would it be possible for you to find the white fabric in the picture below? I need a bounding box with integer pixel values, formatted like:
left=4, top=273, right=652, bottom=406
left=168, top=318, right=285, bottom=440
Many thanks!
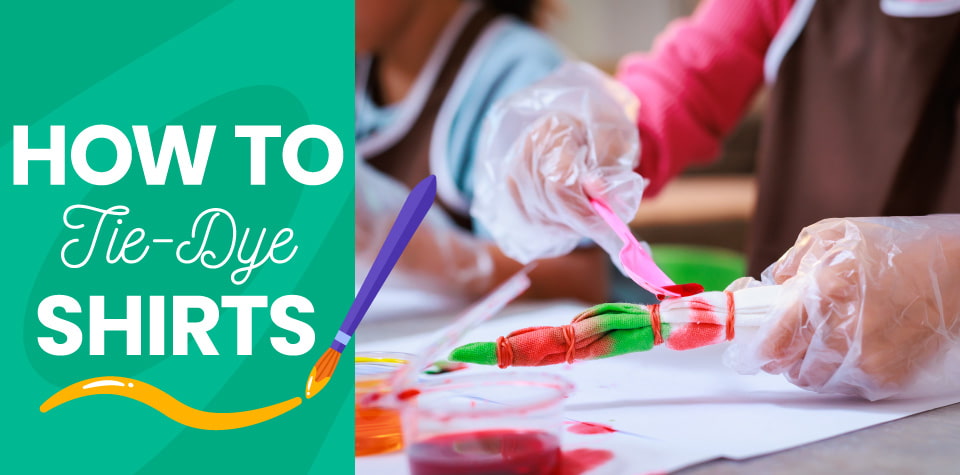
left=658, top=286, right=781, bottom=327
left=763, top=0, right=817, bottom=83
left=881, top=0, right=960, bottom=17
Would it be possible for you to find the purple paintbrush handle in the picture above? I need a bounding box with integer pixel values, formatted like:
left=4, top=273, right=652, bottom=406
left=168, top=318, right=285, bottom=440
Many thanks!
left=334, top=175, right=437, bottom=350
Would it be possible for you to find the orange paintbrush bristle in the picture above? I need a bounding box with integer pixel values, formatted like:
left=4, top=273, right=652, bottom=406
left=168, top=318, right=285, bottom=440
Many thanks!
left=305, top=348, right=341, bottom=399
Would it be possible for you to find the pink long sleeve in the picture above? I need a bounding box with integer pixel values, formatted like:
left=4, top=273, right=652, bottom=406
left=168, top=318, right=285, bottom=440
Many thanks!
left=616, top=0, right=793, bottom=197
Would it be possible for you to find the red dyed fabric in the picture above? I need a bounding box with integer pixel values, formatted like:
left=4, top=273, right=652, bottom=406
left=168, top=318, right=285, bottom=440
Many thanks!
left=665, top=323, right=726, bottom=351
left=501, top=323, right=612, bottom=366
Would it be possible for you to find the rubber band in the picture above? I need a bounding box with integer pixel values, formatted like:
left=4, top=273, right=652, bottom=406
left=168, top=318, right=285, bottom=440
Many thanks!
left=562, top=325, right=577, bottom=364
left=650, top=304, right=663, bottom=345
left=496, top=335, right=513, bottom=369
left=724, top=291, right=736, bottom=341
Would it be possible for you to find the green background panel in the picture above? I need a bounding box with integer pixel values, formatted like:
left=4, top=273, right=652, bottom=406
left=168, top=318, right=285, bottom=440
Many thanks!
left=1, top=1, right=355, bottom=473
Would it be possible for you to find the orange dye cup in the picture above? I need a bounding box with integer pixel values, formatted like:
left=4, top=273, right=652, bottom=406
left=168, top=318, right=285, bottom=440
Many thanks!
left=355, top=352, right=413, bottom=457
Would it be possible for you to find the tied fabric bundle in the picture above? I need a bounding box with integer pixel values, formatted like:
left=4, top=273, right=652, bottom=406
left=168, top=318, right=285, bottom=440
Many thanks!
left=449, top=286, right=781, bottom=367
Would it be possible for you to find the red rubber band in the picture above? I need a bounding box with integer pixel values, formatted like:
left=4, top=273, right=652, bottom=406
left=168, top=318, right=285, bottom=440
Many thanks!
left=725, top=291, right=736, bottom=341
left=562, top=325, right=577, bottom=364
left=650, top=304, right=663, bottom=345
left=496, top=336, right=513, bottom=369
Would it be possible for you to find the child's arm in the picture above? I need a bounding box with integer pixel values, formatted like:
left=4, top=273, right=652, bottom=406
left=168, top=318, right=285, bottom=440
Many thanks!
left=471, top=0, right=793, bottom=266
left=616, top=0, right=793, bottom=197
left=490, top=245, right=610, bottom=304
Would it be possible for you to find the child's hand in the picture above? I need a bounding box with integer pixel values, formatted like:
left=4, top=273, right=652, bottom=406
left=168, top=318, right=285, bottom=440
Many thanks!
left=472, top=61, right=647, bottom=264
left=726, top=216, right=960, bottom=400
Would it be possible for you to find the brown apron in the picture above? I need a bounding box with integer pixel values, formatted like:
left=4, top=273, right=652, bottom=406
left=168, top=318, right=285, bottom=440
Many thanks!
left=749, top=1, right=960, bottom=277
left=364, top=8, right=498, bottom=231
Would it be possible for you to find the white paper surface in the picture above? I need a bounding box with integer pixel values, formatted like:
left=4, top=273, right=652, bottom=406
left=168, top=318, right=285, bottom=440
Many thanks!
left=362, top=286, right=467, bottom=322
left=356, top=300, right=960, bottom=474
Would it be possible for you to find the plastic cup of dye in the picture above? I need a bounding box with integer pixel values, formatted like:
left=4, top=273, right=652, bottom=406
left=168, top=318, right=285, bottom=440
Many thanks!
left=355, top=351, right=415, bottom=457
left=401, top=371, right=574, bottom=475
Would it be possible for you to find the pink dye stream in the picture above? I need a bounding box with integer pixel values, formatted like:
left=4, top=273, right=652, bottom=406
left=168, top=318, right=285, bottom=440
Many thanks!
left=589, top=197, right=680, bottom=298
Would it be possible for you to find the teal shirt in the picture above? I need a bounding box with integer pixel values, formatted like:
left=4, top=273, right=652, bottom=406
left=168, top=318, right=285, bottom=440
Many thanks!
left=356, top=13, right=564, bottom=234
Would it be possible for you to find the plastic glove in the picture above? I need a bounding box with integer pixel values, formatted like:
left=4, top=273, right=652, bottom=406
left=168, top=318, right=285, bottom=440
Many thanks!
left=473, top=61, right=648, bottom=264
left=356, top=158, right=495, bottom=299
left=723, top=216, right=960, bottom=400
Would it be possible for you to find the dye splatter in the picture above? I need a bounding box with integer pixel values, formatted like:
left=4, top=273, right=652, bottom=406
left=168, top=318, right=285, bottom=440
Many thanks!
left=566, top=421, right=617, bottom=435
left=397, top=388, right=421, bottom=401
left=424, top=360, right=470, bottom=375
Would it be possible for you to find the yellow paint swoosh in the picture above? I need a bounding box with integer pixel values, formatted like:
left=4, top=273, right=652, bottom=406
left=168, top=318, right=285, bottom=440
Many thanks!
left=40, top=376, right=301, bottom=430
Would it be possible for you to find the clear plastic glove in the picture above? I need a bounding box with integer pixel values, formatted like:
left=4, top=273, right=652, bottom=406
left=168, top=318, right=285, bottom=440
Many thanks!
left=724, top=216, right=960, bottom=400
left=356, top=157, right=495, bottom=299
left=473, top=61, right=648, bottom=264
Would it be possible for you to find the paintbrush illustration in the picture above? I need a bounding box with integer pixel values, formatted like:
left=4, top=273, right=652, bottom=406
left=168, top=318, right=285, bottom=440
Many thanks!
left=305, top=175, right=437, bottom=398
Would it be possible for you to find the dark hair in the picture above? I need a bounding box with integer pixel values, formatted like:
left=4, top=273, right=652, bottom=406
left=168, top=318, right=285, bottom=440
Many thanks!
left=481, top=0, right=556, bottom=26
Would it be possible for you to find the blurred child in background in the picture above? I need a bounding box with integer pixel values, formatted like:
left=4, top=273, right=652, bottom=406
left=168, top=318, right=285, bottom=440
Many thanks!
left=355, top=0, right=612, bottom=306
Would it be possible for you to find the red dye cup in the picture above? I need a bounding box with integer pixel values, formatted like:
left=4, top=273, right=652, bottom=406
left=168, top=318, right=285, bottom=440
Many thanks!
left=402, top=372, right=574, bottom=475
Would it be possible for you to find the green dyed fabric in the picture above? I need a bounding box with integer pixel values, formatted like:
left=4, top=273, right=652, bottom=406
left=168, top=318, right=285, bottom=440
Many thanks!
left=449, top=303, right=670, bottom=367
